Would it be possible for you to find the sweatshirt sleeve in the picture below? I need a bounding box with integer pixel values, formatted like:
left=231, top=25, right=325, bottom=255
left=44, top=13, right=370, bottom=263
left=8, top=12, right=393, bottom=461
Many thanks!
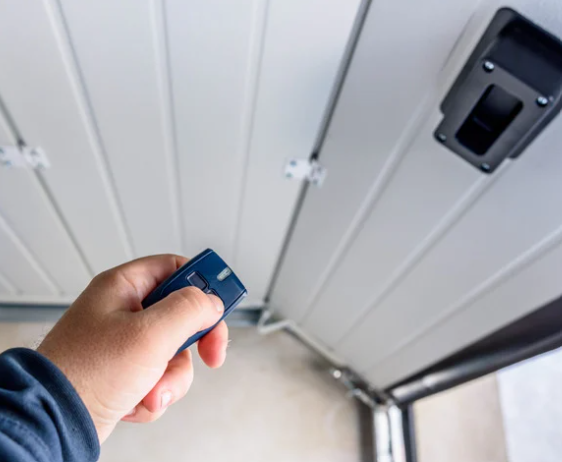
left=0, top=348, right=100, bottom=462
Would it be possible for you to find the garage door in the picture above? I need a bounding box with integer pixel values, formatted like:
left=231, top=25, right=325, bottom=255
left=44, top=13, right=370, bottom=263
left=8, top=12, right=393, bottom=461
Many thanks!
left=270, top=0, right=562, bottom=389
left=0, top=0, right=360, bottom=307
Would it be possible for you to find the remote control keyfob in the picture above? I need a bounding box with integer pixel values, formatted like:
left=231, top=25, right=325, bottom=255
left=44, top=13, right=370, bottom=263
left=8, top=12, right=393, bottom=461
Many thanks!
left=142, top=249, right=247, bottom=352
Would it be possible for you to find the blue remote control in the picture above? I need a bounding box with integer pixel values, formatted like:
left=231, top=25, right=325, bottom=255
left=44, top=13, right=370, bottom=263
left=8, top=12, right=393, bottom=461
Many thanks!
left=142, top=249, right=247, bottom=352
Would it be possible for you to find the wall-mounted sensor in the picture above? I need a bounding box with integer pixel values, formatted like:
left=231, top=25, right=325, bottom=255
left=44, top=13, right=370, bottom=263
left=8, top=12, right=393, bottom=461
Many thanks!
left=434, top=8, right=562, bottom=173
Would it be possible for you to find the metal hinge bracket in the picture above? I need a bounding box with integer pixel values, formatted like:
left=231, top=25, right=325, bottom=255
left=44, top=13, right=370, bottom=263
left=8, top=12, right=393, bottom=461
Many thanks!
left=330, top=367, right=381, bottom=409
left=284, top=158, right=327, bottom=186
left=0, top=146, right=50, bottom=170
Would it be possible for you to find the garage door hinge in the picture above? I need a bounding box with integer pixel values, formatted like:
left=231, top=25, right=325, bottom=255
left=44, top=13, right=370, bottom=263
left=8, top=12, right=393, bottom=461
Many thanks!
left=0, top=145, right=50, bottom=170
left=330, top=368, right=381, bottom=408
left=284, top=158, right=326, bottom=186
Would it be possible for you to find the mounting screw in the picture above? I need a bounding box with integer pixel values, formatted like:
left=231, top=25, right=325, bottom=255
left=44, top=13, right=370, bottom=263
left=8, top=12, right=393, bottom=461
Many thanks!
left=285, top=172, right=292, bottom=178
left=480, top=163, right=491, bottom=172
left=483, top=60, right=495, bottom=72
left=289, top=160, right=297, bottom=167
left=536, top=96, right=549, bottom=107
left=436, top=133, right=447, bottom=143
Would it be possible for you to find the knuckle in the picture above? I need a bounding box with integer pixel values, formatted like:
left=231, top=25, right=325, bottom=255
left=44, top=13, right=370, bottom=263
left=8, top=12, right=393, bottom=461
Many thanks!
left=92, top=269, right=119, bottom=287
left=135, top=313, right=157, bottom=341
left=171, top=287, right=207, bottom=315
left=135, top=312, right=167, bottom=350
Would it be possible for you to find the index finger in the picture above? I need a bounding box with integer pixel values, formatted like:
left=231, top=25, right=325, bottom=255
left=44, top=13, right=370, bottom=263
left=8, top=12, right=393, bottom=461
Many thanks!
left=106, top=254, right=189, bottom=301
left=197, top=320, right=229, bottom=368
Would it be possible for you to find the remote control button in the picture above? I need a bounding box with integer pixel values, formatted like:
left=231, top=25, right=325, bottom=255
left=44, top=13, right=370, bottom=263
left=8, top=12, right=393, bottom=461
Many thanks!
left=186, top=272, right=208, bottom=291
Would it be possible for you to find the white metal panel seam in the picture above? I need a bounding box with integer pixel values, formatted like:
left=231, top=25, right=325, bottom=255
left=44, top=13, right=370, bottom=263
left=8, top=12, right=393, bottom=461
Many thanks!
left=232, top=0, right=270, bottom=269
left=262, top=0, right=370, bottom=301
left=297, top=0, right=487, bottom=327
left=0, top=97, right=75, bottom=295
left=149, top=0, right=184, bottom=255
left=308, top=0, right=372, bottom=156
left=0, top=94, right=95, bottom=280
left=369, top=239, right=562, bottom=387
left=0, top=272, right=17, bottom=295
left=332, top=161, right=513, bottom=347
left=298, top=93, right=443, bottom=326
left=33, top=172, right=95, bottom=278
left=234, top=0, right=362, bottom=302
left=0, top=212, right=60, bottom=295
left=48, top=0, right=134, bottom=261
left=166, top=0, right=260, bottom=262
left=364, top=218, right=562, bottom=376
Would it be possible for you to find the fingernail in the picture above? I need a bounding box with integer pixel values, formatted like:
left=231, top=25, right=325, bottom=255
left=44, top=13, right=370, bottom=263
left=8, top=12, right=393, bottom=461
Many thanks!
left=126, top=408, right=136, bottom=417
left=209, top=294, right=224, bottom=313
left=161, top=391, right=173, bottom=409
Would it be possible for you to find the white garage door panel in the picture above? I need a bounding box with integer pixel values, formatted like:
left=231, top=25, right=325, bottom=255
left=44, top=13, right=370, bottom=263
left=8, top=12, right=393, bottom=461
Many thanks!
left=0, top=218, right=57, bottom=297
left=0, top=274, right=15, bottom=296
left=0, top=170, right=91, bottom=296
left=0, top=0, right=358, bottom=306
left=340, top=124, right=562, bottom=370
left=0, top=118, right=59, bottom=297
left=270, top=0, right=562, bottom=388
left=269, top=0, right=481, bottom=321
left=58, top=0, right=182, bottom=257
left=0, top=0, right=131, bottom=274
left=337, top=0, right=562, bottom=377
left=369, top=227, right=562, bottom=387
left=0, top=116, right=90, bottom=296
left=166, top=0, right=258, bottom=263
left=235, top=0, right=362, bottom=300
left=302, top=115, right=485, bottom=344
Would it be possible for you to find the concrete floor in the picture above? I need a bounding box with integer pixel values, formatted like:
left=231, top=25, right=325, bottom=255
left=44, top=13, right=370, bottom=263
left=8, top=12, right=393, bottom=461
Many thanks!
left=5, top=317, right=561, bottom=462
left=0, top=322, right=362, bottom=462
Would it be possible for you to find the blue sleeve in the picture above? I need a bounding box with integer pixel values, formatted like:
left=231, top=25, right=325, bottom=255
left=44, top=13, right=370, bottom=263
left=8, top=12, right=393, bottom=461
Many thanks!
left=0, top=348, right=100, bottom=462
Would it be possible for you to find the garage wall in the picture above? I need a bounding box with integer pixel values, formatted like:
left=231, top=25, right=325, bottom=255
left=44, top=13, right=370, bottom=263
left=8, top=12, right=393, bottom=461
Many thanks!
left=0, top=0, right=361, bottom=306
left=271, top=0, right=562, bottom=388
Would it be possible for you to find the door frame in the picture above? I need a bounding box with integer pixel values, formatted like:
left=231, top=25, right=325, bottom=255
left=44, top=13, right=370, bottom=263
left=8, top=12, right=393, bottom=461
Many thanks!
left=365, top=294, right=562, bottom=462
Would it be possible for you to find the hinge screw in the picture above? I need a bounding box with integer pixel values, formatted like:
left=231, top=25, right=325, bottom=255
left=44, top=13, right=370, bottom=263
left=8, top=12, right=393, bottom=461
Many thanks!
left=536, top=96, right=549, bottom=107
left=480, top=163, right=491, bottom=172
left=483, top=60, right=495, bottom=72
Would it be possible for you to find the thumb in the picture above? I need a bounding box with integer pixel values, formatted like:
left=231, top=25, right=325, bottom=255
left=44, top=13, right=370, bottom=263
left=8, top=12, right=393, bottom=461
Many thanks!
left=141, top=286, right=224, bottom=357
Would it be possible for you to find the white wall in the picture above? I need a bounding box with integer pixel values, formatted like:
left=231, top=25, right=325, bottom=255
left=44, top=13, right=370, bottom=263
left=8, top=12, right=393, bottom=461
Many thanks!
left=498, top=347, right=562, bottom=462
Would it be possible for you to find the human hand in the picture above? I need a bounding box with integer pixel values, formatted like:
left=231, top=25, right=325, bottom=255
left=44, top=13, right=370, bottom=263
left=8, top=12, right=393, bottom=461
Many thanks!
left=37, top=254, right=227, bottom=443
